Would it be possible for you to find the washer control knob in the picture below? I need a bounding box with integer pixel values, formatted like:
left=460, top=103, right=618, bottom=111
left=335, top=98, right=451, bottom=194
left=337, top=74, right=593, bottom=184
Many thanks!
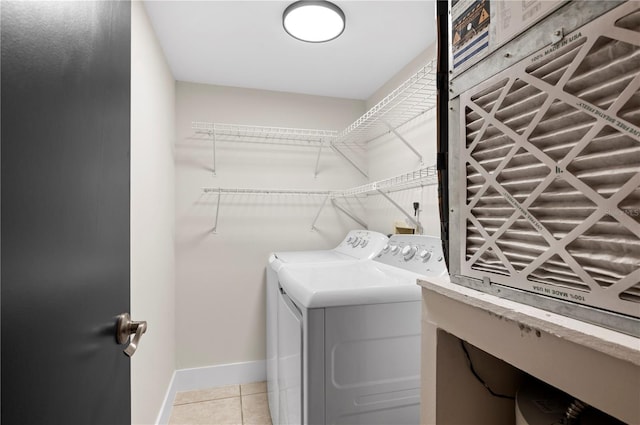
left=419, top=250, right=432, bottom=262
left=382, top=244, right=391, bottom=253
left=390, top=245, right=399, bottom=255
left=401, top=245, right=417, bottom=261
left=360, top=239, right=369, bottom=248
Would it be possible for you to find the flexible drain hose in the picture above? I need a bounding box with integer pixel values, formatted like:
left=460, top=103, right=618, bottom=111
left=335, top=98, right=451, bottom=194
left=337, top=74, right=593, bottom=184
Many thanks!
left=564, top=399, right=589, bottom=424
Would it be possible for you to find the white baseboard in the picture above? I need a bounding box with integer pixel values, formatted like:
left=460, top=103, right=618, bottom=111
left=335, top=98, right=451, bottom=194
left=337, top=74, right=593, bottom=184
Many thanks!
left=155, top=370, right=176, bottom=425
left=156, top=360, right=266, bottom=425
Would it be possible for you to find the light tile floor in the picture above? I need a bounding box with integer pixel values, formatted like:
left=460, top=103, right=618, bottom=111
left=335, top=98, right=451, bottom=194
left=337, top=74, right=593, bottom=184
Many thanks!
left=169, top=381, right=272, bottom=425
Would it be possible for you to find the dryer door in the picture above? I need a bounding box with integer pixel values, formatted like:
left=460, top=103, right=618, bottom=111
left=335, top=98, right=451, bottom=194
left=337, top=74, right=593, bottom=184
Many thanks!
left=278, top=287, right=303, bottom=425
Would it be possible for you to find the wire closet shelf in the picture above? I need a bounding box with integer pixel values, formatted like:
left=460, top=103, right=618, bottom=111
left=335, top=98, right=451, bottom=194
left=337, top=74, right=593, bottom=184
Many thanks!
left=202, top=166, right=437, bottom=199
left=191, top=122, right=339, bottom=176
left=192, top=60, right=437, bottom=178
left=193, top=60, right=439, bottom=231
left=336, top=165, right=438, bottom=198
left=201, top=165, right=437, bottom=232
left=333, top=59, right=438, bottom=149
left=192, top=122, right=338, bottom=147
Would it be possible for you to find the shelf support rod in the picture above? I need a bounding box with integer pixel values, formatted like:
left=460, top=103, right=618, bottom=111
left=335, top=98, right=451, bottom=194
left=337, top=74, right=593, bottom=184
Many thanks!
left=331, top=199, right=368, bottom=229
left=212, top=189, right=221, bottom=233
left=313, top=140, right=324, bottom=178
left=382, top=120, right=423, bottom=164
left=211, top=129, right=217, bottom=175
left=310, top=194, right=330, bottom=231
left=330, top=143, right=368, bottom=178
left=376, top=189, right=419, bottom=229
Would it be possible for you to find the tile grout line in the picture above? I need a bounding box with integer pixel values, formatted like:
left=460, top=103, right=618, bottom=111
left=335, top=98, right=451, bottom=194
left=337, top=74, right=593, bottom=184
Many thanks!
left=239, top=384, right=245, bottom=425
left=173, top=393, right=241, bottom=407
left=173, top=389, right=268, bottom=407
left=170, top=384, right=269, bottom=424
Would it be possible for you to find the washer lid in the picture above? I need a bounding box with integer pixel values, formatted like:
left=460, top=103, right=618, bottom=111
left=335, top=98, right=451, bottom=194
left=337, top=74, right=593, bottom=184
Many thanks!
left=269, top=250, right=357, bottom=274
left=269, top=230, right=388, bottom=272
left=273, top=250, right=354, bottom=264
left=278, top=262, right=422, bottom=308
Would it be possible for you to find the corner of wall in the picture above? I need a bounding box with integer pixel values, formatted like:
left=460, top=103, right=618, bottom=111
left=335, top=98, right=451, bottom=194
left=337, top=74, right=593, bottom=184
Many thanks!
left=131, top=1, right=177, bottom=424
left=366, top=44, right=438, bottom=110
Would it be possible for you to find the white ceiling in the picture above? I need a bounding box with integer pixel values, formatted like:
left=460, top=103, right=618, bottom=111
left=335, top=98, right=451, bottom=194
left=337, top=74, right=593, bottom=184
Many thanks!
left=143, top=1, right=436, bottom=100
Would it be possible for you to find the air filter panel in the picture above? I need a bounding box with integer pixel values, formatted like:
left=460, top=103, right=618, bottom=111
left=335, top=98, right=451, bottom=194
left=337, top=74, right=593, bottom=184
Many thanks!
left=455, top=2, right=640, bottom=326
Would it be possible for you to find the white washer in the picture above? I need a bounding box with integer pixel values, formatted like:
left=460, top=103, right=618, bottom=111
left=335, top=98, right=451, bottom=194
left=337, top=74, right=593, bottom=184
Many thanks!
left=266, top=230, right=388, bottom=425
left=275, top=235, right=448, bottom=425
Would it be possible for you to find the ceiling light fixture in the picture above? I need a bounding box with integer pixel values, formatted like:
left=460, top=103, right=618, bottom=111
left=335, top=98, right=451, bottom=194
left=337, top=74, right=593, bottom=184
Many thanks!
left=283, top=1, right=345, bottom=43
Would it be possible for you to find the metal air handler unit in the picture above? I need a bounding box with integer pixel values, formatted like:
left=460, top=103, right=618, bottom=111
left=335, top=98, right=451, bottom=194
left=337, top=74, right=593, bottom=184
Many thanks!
left=444, top=0, right=640, bottom=336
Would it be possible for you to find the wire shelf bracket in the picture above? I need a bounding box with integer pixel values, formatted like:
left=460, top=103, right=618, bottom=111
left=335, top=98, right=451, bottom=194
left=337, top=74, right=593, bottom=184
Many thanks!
left=202, top=187, right=332, bottom=233
left=377, top=189, right=420, bottom=232
left=381, top=119, right=423, bottom=164
left=310, top=195, right=331, bottom=231
left=331, top=199, right=369, bottom=229
left=329, top=142, right=369, bottom=178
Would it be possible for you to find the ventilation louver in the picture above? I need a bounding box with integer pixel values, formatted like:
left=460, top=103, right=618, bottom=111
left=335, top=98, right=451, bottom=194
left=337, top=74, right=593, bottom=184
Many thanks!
left=457, top=3, right=640, bottom=323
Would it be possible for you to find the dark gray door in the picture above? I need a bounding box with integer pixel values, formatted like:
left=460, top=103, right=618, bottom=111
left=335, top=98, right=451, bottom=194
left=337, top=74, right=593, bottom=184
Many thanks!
left=1, top=1, right=131, bottom=424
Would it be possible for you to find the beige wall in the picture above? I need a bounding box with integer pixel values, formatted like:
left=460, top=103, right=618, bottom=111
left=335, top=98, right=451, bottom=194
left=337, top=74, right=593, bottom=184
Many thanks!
left=366, top=46, right=440, bottom=237
left=131, top=2, right=176, bottom=423
left=175, top=83, right=367, bottom=369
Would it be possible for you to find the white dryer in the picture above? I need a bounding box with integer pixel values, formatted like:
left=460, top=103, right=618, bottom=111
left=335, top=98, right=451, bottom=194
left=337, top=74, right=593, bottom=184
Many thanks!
left=276, top=234, right=448, bottom=425
left=266, top=230, right=388, bottom=425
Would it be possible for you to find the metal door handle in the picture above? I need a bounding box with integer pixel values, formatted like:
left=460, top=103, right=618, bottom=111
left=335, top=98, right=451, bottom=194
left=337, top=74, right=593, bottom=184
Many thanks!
left=116, top=313, right=147, bottom=357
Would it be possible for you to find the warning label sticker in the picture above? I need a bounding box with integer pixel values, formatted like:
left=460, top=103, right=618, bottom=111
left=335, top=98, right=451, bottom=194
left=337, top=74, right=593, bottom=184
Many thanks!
left=451, top=0, right=491, bottom=71
left=490, top=0, right=564, bottom=50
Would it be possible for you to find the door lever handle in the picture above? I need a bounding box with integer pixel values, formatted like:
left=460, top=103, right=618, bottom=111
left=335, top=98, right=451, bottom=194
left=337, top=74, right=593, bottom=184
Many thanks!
left=116, top=313, right=147, bottom=357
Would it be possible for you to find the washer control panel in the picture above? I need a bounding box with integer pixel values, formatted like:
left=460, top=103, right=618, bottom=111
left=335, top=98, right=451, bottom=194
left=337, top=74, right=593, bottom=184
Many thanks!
left=334, top=230, right=388, bottom=258
left=374, top=234, right=448, bottom=276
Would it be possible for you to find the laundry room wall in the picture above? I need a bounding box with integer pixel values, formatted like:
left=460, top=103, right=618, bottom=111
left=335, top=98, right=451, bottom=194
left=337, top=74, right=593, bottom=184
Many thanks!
left=366, top=45, right=441, bottom=237
left=131, top=2, right=176, bottom=423
left=174, top=83, right=367, bottom=370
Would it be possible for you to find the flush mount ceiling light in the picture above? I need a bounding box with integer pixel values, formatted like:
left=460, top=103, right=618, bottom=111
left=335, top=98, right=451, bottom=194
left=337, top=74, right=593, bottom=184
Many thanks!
left=283, top=1, right=346, bottom=43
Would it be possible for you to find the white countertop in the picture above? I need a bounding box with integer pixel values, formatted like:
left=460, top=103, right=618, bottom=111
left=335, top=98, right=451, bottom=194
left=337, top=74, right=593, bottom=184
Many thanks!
left=418, top=276, right=640, bottom=366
